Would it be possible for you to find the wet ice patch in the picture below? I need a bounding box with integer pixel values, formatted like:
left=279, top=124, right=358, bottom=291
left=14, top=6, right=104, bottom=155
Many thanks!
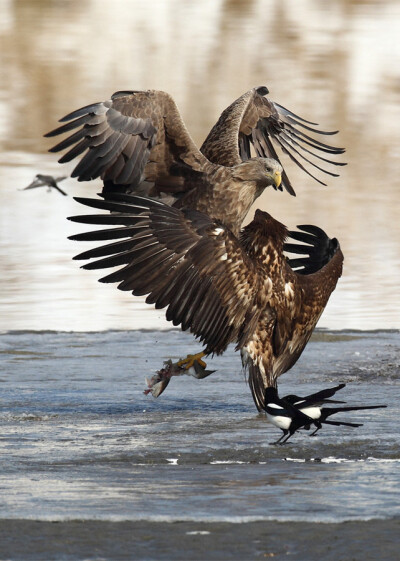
left=210, top=460, right=248, bottom=464
left=284, top=457, right=400, bottom=464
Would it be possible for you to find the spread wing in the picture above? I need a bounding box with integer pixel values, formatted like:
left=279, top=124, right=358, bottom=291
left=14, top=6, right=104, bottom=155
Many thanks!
left=45, top=90, right=210, bottom=202
left=272, top=224, right=344, bottom=377
left=284, top=224, right=340, bottom=275
left=200, top=86, right=346, bottom=195
left=68, top=193, right=260, bottom=353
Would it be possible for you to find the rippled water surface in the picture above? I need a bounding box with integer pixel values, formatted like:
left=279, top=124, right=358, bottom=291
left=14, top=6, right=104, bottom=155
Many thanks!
left=1, top=329, right=399, bottom=559
left=0, top=0, right=399, bottom=331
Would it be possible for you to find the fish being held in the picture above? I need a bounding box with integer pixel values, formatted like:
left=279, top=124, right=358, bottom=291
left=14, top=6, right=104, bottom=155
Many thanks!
left=144, top=358, right=215, bottom=397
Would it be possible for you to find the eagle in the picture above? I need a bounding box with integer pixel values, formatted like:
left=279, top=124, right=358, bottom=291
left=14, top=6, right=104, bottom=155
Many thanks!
left=69, top=193, right=344, bottom=411
left=46, top=86, right=345, bottom=236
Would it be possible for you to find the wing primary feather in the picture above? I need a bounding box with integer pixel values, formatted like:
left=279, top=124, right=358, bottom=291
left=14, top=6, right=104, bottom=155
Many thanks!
left=73, top=196, right=148, bottom=214
left=272, top=139, right=328, bottom=186
left=68, top=214, right=150, bottom=225
left=279, top=131, right=347, bottom=166
left=285, top=230, right=317, bottom=245
left=57, top=102, right=107, bottom=123
left=280, top=127, right=345, bottom=155
left=44, top=115, right=90, bottom=137
left=283, top=125, right=345, bottom=153
left=71, top=147, right=101, bottom=179
left=80, top=239, right=162, bottom=270
left=57, top=139, right=90, bottom=163
left=295, top=224, right=328, bottom=237
left=274, top=136, right=340, bottom=178
left=284, top=243, right=314, bottom=255
left=282, top=114, right=339, bottom=136
left=73, top=237, right=145, bottom=260
left=69, top=225, right=146, bottom=242
left=100, top=252, right=177, bottom=285
left=273, top=102, right=319, bottom=125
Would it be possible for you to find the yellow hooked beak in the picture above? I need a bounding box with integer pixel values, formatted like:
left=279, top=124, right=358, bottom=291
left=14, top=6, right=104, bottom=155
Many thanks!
left=273, top=170, right=282, bottom=189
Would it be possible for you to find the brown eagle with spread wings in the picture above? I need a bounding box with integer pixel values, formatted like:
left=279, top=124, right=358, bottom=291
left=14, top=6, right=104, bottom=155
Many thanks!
left=46, top=86, right=345, bottom=236
left=69, top=194, right=343, bottom=411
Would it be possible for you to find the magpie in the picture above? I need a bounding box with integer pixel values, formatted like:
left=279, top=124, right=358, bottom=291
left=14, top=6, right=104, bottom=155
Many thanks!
left=284, top=385, right=387, bottom=436
left=264, top=387, right=315, bottom=444
left=284, top=383, right=348, bottom=431
left=284, top=383, right=347, bottom=408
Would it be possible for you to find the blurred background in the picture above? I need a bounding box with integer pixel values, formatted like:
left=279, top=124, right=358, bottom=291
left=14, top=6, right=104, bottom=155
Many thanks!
left=0, top=0, right=399, bottom=331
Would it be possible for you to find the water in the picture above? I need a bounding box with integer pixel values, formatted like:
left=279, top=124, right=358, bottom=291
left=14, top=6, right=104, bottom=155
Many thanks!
left=1, top=1, right=400, bottom=559
left=1, top=329, right=399, bottom=559
left=0, top=0, right=400, bottom=331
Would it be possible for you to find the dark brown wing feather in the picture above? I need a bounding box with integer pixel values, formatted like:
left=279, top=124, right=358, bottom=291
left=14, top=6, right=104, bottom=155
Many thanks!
left=45, top=90, right=210, bottom=202
left=272, top=226, right=344, bottom=377
left=200, top=86, right=346, bottom=195
left=240, top=220, right=343, bottom=410
left=68, top=193, right=260, bottom=354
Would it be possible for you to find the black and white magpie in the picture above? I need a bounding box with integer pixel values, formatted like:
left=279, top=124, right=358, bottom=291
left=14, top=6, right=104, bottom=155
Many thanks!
left=264, top=387, right=314, bottom=444
left=283, top=383, right=348, bottom=433
left=264, top=386, right=387, bottom=443
left=284, top=383, right=347, bottom=408
left=284, top=384, right=387, bottom=436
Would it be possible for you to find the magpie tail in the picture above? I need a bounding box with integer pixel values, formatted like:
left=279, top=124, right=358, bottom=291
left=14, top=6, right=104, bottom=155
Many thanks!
left=320, top=419, right=363, bottom=428
left=310, top=418, right=363, bottom=436
left=304, top=383, right=346, bottom=402
left=320, top=404, right=386, bottom=421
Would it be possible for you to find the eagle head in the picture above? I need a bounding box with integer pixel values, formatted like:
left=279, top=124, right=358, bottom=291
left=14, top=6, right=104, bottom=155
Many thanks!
left=233, top=158, right=282, bottom=190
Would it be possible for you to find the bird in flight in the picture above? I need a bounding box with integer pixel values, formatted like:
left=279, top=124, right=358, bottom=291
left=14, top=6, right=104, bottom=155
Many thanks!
left=48, top=86, right=350, bottom=432
left=21, top=174, right=68, bottom=196
left=69, top=193, right=343, bottom=411
left=45, top=86, right=345, bottom=236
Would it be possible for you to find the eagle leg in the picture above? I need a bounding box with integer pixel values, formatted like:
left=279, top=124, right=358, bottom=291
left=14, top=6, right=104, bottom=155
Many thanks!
left=177, top=351, right=207, bottom=370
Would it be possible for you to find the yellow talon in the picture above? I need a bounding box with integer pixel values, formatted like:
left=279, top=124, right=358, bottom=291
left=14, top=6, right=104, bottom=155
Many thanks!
left=177, top=352, right=207, bottom=370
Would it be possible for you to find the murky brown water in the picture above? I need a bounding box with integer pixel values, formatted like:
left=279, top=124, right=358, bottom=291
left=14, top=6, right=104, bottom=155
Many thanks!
left=0, top=0, right=399, bottom=330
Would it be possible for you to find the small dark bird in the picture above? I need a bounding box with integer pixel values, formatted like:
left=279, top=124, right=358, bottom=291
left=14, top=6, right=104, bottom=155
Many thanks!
left=299, top=403, right=386, bottom=436
left=283, top=384, right=360, bottom=435
left=264, top=387, right=315, bottom=444
left=284, top=383, right=347, bottom=413
left=21, top=174, right=68, bottom=196
left=265, top=387, right=386, bottom=443
left=284, top=384, right=386, bottom=436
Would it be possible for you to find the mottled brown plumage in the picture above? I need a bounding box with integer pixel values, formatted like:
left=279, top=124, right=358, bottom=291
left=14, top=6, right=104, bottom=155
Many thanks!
left=69, top=193, right=343, bottom=411
left=46, top=86, right=345, bottom=235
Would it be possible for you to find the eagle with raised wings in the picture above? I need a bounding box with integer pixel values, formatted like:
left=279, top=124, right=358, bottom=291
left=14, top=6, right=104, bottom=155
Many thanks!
left=47, top=86, right=345, bottom=411
left=46, top=86, right=345, bottom=236
left=69, top=194, right=343, bottom=411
